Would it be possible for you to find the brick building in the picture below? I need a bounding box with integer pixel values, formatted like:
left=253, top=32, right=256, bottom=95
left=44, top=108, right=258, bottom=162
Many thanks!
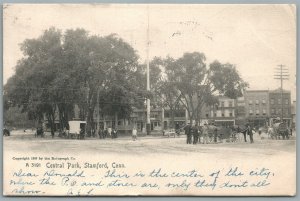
left=209, top=96, right=236, bottom=126
left=244, top=90, right=269, bottom=127
left=291, top=100, right=296, bottom=129
left=235, top=97, right=246, bottom=125
left=269, top=88, right=292, bottom=126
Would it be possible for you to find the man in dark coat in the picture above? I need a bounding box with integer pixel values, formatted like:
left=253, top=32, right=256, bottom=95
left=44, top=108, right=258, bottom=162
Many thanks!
left=184, top=123, right=192, bottom=144
left=213, top=123, right=218, bottom=143
left=175, top=122, right=180, bottom=136
left=241, top=125, right=248, bottom=142
left=103, top=128, right=108, bottom=139
left=192, top=124, right=199, bottom=144
left=247, top=124, right=254, bottom=143
left=98, top=129, right=103, bottom=139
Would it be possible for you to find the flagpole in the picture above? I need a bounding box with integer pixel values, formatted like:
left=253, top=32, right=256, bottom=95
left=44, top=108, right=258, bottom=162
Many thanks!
left=146, top=5, right=151, bottom=135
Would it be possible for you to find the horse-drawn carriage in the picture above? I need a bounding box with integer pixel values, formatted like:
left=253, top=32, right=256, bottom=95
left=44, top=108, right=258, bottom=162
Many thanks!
left=68, top=120, right=86, bottom=139
left=202, top=124, right=234, bottom=143
left=270, top=121, right=289, bottom=140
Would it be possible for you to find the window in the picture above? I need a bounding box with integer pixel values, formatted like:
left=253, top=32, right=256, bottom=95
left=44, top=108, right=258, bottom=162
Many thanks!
left=263, top=109, right=266, bottom=115
left=229, top=101, right=233, bottom=107
left=284, top=109, right=288, bottom=115
left=271, top=109, right=275, bottom=114
left=176, top=110, right=185, bottom=117
left=151, top=114, right=158, bottom=119
left=277, top=109, right=282, bottom=114
left=278, top=99, right=281, bottom=104
left=271, top=99, right=274, bottom=104
left=164, top=111, right=170, bottom=118
left=249, top=100, right=253, bottom=105
left=214, top=113, right=216, bottom=117
left=262, top=99, right=266, bottom=104
left=221, top=101, right=224, bottom=107
left=256, top=109, right=259, bottom=115
left=222, top=113, right=225, bottom=117
left=255, top=100, right=259, bottom=105
left=249, top=109, right=253, bottom=115
left=285, top=99, right=289, bottom=105
left=229, top=112, right=233, bottom=117
left=206, top=114, right=209, bottom=118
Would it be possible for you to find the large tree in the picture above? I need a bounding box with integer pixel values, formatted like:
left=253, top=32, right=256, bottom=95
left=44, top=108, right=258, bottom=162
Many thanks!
left=4, top=27, right=145, bottom=136
left=151, top=57, right=182, bottom=128
left=5, top=27, right=63, bottom=135
left=165, top=52, right=248, bottom=124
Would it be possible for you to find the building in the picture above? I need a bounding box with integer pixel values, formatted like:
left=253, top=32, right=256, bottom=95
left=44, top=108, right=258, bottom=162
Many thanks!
left=132, top=108, right=163, bottom=132
left=244, top=90, right=269, bottom=127
left=209, top=96, right=236, bottom=126
left=163, top=107, right=187, bottom=129
left=235, top=97, right=246, bottom=125
left=291, top=100, right=296, bottom=129
left=269, top=88, right=292, bottom=126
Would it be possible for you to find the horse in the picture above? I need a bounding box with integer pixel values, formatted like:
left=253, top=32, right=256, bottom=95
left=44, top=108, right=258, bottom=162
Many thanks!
left=232, top=125, right=248, bottom=142
left=3, top=128, right=10, bottom=136
left=35, top=127, right=44, bottom=138
left=273, top=122, right=289, bottom=140
left=267, top=127, right=276, bottom=139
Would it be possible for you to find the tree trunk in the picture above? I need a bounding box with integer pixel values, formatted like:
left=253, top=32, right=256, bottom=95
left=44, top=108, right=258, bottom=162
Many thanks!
left=50, top=112, right=55, bottom=137
left=114, top=112, right=118, bottom=129
left=187, top=109, right=193, bottom=125
left=58, top=105, right=64, bottom=132
left=46, top=111, right=55, bottom=137
left=86, top=107, right=95, bottom=137
left=170, top=109, right=175, bottom=129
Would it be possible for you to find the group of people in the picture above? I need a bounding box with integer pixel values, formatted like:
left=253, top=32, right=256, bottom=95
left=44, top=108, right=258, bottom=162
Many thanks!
left=98, top=127, right=118, bottom=139
left=183, top=122, right=256, bottom=145
left=183, top=123, right=218, bottom=145
left=239, top=124, right=255, bottom=143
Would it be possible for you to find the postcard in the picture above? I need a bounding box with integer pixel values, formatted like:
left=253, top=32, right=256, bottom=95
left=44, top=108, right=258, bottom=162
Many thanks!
left=3, top=4, right=296, bottom=196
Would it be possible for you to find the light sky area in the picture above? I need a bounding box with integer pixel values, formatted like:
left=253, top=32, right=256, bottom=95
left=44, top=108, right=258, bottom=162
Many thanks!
left=3, top=4, right=296, bottom=100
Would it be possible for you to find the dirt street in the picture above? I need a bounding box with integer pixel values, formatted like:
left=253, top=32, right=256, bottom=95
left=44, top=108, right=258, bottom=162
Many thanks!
left=3, top=130, right=296, bottom=159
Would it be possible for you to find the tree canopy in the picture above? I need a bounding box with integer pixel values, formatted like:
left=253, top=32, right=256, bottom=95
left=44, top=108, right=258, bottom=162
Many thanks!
left=4, top=27, right=248, bottom=132
left=4, top=27, right=145, bottom=134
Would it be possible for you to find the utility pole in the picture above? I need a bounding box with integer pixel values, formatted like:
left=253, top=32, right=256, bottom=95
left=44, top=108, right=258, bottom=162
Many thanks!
left=146, top=5, right=151, bottom=135
left=96, top=88, right=100, bottom=137
left=274, top=64, right=289, bottom=122
left=85, top=85, right=89, bottom=136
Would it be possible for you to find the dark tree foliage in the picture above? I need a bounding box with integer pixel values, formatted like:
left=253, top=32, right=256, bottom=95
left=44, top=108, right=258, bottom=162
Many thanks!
left=4, top=27, right=146, bottom=135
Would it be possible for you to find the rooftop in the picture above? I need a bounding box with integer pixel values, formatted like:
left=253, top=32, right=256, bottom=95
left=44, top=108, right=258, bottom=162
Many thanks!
left=245, top=90, right=269, bottom=93
left=269, top=88, right=290, bottom=93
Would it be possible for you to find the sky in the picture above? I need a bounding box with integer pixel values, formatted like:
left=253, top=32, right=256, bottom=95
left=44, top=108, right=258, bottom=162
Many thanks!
left=3, top=4, right=296, bottom=100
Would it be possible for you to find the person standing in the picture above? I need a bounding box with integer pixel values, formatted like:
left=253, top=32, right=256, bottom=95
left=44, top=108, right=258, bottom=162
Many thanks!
left=98, top=128, right=103, bottom=139
left=103, top=128, right=108, bottom=139
left=192, top=124, right=199, bottom=144
left=175, top=122, right=180, bottom=136
left=132, top=126, right=137, bottom=141
left=111, top=128, right=118, bottom=139
left=213, top=123, right=218, bottom=143
left=184, top=123, right=192, bottom=144
left=241, top=126, right=248, bottom=142
left=79, top=127, right=85, bottom=140
left=202, top=123, right=209, bottom=144
left=247, top=124, right=254, bottom=143
left=108, top=127, right=112, bottom=138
